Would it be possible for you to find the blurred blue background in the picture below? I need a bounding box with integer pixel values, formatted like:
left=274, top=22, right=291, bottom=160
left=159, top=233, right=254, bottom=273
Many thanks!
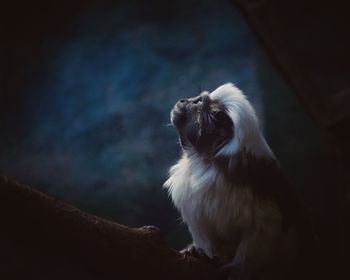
left=0, top=0, right=329, bottom=248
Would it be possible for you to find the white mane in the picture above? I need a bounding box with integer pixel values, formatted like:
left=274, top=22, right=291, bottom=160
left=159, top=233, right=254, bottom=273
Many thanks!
left=210, top=83, right=274, bottom=158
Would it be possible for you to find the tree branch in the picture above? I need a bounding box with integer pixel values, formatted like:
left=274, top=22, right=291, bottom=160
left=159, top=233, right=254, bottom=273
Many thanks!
left=0, top=176, right=220, bottom=280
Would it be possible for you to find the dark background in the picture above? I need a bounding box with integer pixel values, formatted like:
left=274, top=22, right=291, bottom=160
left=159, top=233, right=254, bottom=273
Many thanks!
left=0, top=1, right=346, bottom=273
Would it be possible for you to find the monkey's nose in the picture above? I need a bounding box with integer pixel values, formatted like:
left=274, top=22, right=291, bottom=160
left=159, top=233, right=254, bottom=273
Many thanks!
left=176, top=98, right=188, bottom=109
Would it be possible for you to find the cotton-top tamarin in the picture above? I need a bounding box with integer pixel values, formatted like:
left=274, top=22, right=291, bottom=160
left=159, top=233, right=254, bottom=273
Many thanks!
left=164, top=83, right=312, bottom=279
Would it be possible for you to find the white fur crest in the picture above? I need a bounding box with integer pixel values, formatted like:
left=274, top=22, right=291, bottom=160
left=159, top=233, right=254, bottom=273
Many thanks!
left=210, top=83, right=274, bottom=158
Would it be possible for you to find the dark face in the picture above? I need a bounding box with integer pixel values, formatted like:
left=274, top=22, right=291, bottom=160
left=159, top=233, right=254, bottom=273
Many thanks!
left=171, top=92, right=234, bottom=156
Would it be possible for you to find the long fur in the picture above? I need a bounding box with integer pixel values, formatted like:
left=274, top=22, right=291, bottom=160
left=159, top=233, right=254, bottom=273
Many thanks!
left=164, top=83, right=309, bottom=279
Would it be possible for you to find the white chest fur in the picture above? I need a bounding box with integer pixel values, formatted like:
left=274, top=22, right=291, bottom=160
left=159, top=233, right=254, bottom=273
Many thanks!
left=164, top=154, right=283, bottom=262
left=165, top=155, right=276, bottom=259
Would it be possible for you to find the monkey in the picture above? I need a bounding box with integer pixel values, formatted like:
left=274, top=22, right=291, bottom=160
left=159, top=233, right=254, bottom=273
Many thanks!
left=164, top=83, right=314, bottom=279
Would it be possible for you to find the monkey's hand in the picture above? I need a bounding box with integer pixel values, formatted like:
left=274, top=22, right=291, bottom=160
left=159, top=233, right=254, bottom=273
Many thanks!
left=181, top=245, right=222, bottom=268
left=181, top=245, right=205, bottom=259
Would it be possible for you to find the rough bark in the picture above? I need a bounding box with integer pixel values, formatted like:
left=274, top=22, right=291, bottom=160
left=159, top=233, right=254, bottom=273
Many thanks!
left=0, top=176, right=220, bottom=280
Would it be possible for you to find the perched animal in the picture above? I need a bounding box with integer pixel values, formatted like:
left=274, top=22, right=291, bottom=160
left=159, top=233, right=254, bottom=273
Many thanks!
left=164, top=83, right=312, bottom=279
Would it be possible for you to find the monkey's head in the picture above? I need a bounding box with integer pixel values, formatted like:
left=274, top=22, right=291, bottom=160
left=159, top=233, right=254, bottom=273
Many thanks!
left=171, top=83, right=270, bottom=157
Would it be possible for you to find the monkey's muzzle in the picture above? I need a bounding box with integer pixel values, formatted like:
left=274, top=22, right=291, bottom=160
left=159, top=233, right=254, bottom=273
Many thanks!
left=171, top=93, right=210, bottom=128
left=171, top=99, right=188, bottom=128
